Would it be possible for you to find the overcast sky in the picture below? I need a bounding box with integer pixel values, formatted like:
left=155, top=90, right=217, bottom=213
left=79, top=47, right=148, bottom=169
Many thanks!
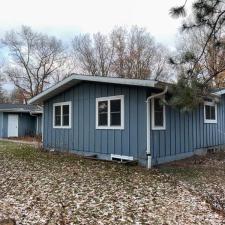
left=1, top=0, right=193, bottom=91
left=0, top=0, right=192, bottom=46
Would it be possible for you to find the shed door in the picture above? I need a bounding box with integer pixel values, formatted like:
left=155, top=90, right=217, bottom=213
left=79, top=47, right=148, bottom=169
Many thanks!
left=8, top=114, right=18, bottom=137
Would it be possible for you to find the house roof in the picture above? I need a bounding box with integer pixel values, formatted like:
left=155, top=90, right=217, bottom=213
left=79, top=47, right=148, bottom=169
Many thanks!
left=0, top=103, right=42, bottom=114
left=28, top=74, right=158, bottom=104
left=213, top=88, right=225, bottom=96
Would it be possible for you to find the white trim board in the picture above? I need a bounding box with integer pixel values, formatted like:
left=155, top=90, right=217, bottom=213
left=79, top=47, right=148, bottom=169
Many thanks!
left=53, top=101, right=72, bottom=129
left=151, top=96, right=166, bottom=130
left=28, top=74, right=157, bottom=104
left=204, top=101, right=217, bottom=124
left=96, top=95, right=124, bottom=130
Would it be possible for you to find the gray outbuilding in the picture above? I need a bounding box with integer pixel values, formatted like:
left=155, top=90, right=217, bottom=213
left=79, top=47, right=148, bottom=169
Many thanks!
left=0, top=104, right=42, bottom=138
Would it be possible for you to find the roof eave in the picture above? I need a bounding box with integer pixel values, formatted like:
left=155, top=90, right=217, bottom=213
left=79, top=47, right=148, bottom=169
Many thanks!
left=28, top=74, right=158, bottom=105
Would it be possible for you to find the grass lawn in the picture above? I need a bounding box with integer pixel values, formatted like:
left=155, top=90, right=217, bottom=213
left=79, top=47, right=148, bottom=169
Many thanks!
left=0, top=141, right=224, bottom=225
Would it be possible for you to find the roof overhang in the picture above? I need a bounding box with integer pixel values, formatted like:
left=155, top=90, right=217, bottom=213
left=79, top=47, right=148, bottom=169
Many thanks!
left=0, top=109, right=43, bottom=114
left=28, top=74, right=158, bottom=105
left=213, top=89, right=225, bottom=96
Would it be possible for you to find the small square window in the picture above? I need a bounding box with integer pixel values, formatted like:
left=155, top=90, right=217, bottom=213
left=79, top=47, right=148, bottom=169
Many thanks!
left=204, top=101, right=217, bottom=123
left=96, top=96, right=124, bottom=129
left=53, top=102, right=71, bottom=128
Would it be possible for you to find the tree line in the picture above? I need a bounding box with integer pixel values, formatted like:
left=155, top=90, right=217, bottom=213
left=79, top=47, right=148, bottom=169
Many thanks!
left=1, top=0, right=225, bottom=110
left=0, top=25, right=170, bottom=104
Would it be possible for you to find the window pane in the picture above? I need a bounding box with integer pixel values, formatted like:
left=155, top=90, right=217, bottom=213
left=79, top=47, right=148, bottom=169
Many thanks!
left=110, top=99, right=121, bottom=126
left=111, top=112, right=121, bottom=126
left=154, top=98, right=164, bottom=127
left=63, top=105, right=69, bottom=115
left=55, top=106, right=61, bottom=116
left=205, top=105, right=211, bottom=120
left=211, top=106, right=216, bottom=120
left=63, top=115, right=69, bottom=126
left=111, top=99, right=121, bottom=112
left=54, top=106, right=61, bottom=126
left=99, top=113, right=108, bottom=126
left=98, top=101, right=108, bottom=126
left=62, top=105, right=70, bottom=126
left=98, top=101, right=108, bottom=113
left=154, top=98, right=163, bottom=111
left=55, top=116, right=61, bottom=126
left=155, top=111, right=164, bottom=126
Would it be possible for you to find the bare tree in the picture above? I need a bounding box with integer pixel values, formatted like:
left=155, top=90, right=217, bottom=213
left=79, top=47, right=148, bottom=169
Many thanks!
left=2, top=26, right=67, bottom=103
left=72, top=34, right=98, bottom=75
left=94, top=33, right=115, bottom=76
left=72, top=26, right=170, bottom=80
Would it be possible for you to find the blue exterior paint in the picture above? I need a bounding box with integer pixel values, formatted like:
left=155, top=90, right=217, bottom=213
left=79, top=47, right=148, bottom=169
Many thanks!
left=18, top=113, right=36, bottom=136
left=35, top=114, right=42, bottom=135
left=0, top=112, right=42, bottom=138
left=43, top=82, right=147, bottom=159
left=150, top=95, right=225, bottom=164
left=42, top=80, right=225, bottom=165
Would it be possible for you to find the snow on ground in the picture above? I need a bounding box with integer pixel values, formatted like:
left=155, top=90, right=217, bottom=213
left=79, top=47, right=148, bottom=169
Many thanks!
left=0, top=141, right=224, bottom=225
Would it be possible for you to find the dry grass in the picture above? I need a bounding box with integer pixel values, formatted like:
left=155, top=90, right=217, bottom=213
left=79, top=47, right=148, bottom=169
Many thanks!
left=0, top=142, right=224, bottom=224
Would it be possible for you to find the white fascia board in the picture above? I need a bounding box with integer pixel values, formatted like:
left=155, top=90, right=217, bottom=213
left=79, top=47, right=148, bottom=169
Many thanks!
left=214, top=89, right=225, bottom=96
left=28, top=74, right=158, bottom=105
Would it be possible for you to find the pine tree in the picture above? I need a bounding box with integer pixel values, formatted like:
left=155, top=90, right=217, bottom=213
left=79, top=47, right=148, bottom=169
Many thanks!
left=170, top=0, right=225, bottom=110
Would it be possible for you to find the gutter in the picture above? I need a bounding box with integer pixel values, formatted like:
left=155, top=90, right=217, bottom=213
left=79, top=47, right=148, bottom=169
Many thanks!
left=146, top=86, right=168, bottom=169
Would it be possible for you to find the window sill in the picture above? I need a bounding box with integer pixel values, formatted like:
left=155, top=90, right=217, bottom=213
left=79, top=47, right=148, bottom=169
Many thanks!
left=204, top=120, right=217, bottom=124
left=53, top=126, right=71, bottom=129
left=96, top=126, right=124, bottom=130
left=152, top=127, right=166, bottom=130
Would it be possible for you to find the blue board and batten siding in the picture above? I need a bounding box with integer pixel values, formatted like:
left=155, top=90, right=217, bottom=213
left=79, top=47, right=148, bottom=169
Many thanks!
left=43, top=82, right=147, bottom=161
left=43, top=81, right=225, bottom=165
left=151, top=95, right=225, bottom=164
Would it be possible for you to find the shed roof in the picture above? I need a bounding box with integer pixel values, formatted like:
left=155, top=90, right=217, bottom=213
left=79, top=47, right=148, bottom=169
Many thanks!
left=28, top=74, right=158, bottom=104
left=0, top=103, right=42, bottom=113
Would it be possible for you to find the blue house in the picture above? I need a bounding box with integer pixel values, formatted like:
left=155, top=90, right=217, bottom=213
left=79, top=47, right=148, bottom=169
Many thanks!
left=28, top=74, right=225, bottom=168
left=0, top=104, right=42, bottom=138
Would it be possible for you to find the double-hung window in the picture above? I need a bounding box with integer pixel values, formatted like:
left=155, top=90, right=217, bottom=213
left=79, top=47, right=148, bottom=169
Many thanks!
left=53, top=101, right=72, bottom=128
left=151, top=97, right=166, bottom=130
left=96, top=95, right=124, bottom=129
left=204, top=101, right=217, bottom=123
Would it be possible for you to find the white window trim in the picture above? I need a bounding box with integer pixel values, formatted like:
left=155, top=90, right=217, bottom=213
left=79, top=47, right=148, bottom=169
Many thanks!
left=53, top=101, right=72, bottom=129
left=96, top=95, right=124, bottom=130
left=151, top=96, right=166, bottom=130
left=204, top=101, right=217, bottom=124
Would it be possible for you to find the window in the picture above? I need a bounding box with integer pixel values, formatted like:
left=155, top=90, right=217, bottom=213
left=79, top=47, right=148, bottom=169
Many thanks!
left=151, top=97, right=166, bottom=130
left=96, top=95, right=124, bottom=129
left=53, top=102, right=72, bottom=128
left=204, top=101, right=217, bottom=123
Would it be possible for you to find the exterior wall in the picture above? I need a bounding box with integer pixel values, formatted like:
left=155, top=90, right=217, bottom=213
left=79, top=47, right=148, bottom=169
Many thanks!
left=18, top=113, right=36, bottom=136
left=43, top=82, right=147, bottom=161
left=151, top=95, right=225, bottom=164
left=3, top=113, right=8, bottom=137
left=35, top=115, right=42, bottom=135
left=0, top=112, right=3, bottom=137
left=42, top=81, right=225, bottom=166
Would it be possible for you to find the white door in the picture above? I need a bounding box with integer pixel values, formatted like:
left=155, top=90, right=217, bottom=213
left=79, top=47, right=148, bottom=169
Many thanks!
left=8, top=114, right=18, bottom=137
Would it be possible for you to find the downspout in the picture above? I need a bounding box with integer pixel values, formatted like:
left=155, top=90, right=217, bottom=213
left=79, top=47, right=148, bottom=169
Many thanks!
left=146, top=86, right=168, bottom=169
